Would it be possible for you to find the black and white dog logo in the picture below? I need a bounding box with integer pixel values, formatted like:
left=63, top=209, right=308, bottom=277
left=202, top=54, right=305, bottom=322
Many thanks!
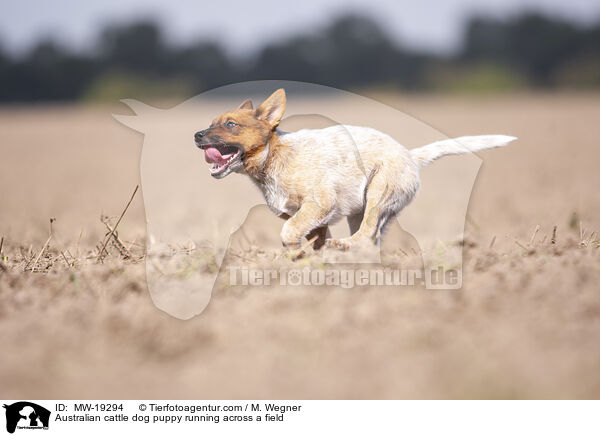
left=3, top=402, right=50, bottom=434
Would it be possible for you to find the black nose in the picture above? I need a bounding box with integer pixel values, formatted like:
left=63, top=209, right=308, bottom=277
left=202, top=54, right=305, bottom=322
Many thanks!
left=194, top=130, right=207, bottom=141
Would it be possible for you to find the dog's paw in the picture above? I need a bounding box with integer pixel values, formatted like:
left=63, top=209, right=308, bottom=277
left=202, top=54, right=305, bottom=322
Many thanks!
left=326, top=238, right=352, bottom=251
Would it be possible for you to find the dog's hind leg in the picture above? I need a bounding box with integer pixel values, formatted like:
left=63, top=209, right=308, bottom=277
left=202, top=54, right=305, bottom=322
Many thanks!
left=329, top=167, right=418, bottom=250
left=328, top=170, right=390, bottom=249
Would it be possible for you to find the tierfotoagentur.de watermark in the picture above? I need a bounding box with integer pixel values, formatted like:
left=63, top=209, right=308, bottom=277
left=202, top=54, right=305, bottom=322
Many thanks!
left=228, top=266, right=460, bottom=289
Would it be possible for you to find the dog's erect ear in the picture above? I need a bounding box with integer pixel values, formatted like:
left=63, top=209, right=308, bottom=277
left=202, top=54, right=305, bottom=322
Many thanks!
left=255, top=89, right=286, bottom=127
left=237, top=99, right=253, bottom=110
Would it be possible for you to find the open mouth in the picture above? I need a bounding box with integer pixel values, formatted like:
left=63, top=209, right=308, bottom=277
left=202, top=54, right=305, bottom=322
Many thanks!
left=198, top=144, right=243, bottom=176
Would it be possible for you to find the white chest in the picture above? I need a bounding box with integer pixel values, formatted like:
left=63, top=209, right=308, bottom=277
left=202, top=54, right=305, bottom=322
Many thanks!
left=261, top=179, right=298, bottom=216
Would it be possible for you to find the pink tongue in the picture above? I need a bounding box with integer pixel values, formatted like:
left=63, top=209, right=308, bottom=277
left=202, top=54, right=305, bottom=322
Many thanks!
left=204, top=146, right=227, bottom=165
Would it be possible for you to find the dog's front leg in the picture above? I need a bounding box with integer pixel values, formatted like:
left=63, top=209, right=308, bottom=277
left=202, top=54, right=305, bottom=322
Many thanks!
left=279, top=212, right=330, bottom=251
left=280, top=201, right=333, bottom=256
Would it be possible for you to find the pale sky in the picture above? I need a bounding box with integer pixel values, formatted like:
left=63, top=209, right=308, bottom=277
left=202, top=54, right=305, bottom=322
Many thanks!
left=2, top=0, right=600, bottom=56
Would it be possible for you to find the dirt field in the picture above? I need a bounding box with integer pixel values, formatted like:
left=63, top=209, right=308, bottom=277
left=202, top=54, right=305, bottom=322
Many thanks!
left=0, top=92, right=599, bottom=399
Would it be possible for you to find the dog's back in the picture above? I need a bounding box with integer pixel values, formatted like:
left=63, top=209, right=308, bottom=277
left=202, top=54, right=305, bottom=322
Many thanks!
left=277, top=125, right=418, bottom=219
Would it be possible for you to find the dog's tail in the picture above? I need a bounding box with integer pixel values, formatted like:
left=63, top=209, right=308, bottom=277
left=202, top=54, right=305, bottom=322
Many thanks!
left=410, top=135, right=517, bottom=169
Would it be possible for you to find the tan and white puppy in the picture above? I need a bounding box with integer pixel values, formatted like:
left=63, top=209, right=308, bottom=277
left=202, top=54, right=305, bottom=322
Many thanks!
left=194, top=89, right=516, bottom=252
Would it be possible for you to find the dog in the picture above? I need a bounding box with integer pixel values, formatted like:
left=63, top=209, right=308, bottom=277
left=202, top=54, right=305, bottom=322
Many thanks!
left=194, top=89, right=516, bottom=254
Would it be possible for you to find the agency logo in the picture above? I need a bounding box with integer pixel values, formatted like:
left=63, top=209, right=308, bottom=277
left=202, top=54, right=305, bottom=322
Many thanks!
left=3, top=402, right=50, bottom=434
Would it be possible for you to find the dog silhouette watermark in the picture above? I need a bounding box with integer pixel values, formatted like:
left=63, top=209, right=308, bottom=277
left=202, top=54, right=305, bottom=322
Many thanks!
left=115, top=80, right=504, bottom=319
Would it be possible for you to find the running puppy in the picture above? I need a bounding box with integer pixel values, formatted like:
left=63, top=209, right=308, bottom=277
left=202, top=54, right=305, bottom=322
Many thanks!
left=194, top=89, right=516, bottom=252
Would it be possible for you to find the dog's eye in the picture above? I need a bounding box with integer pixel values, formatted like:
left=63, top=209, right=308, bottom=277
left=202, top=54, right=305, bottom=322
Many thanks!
left=225, top=121, right=238, bottom=128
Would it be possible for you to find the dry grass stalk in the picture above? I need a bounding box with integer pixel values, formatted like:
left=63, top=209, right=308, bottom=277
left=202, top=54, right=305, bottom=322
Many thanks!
left=529, top=225, right=540, bottom=246
left=397, top=247, right=409, bottom=257
left=97, top=185, right=138, bottom=262
left=76, top=228, right=83, bottom=258
left=0, top=236, right=6, bottom=270
left=60, top=251, right=71, bottom=268
left=300, top=235, right=319, bottom=252
left=507, top=234, right=528, bottom=251
left=100, top=217, right=132, bottom=259
left=272, top=235, right=319, bottom=261
left=26, top=233, right=52, bottom=272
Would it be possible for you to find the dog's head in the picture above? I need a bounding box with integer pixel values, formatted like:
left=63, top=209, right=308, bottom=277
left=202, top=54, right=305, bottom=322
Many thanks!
left=194, top=89, right=286, bottom=179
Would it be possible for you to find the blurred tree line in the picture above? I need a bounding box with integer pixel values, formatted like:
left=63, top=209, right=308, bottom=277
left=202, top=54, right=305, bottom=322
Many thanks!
left=0, top=12, right=599, bottom=102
